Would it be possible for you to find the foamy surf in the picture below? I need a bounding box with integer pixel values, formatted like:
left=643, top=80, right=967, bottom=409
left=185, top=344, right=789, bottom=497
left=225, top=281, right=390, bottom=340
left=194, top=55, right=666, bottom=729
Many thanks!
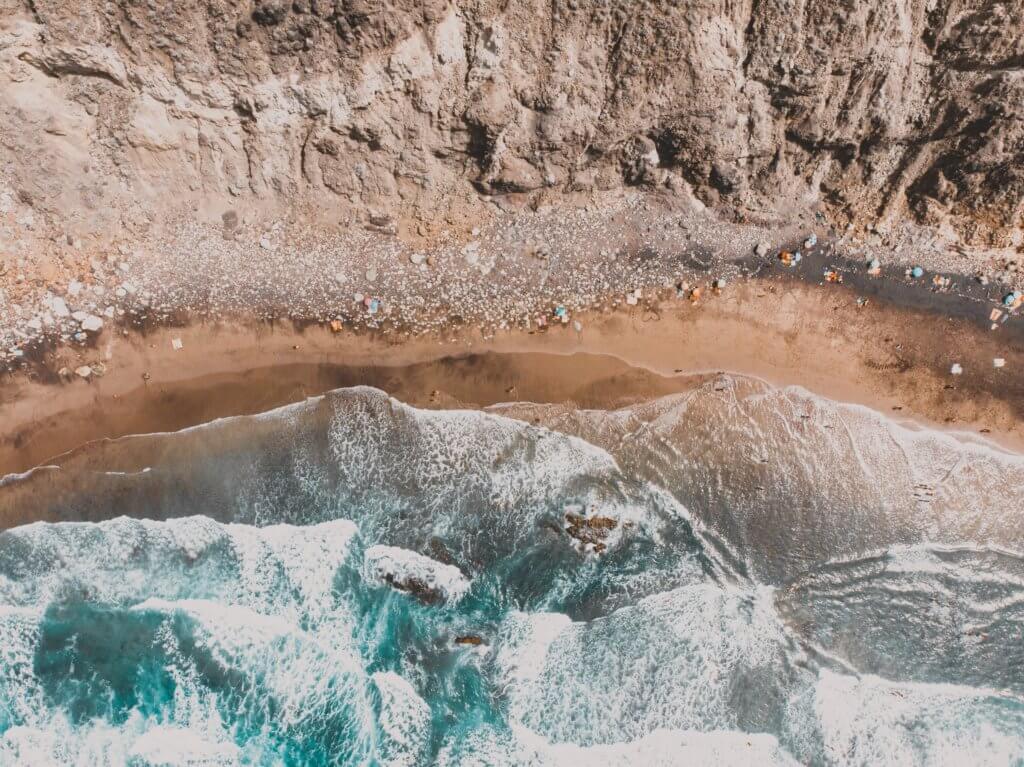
left=1, top=379, right=1023, bottom=764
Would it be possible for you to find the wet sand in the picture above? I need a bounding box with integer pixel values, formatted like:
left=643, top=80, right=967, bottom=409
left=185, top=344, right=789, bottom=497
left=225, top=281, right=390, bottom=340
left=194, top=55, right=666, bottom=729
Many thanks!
left=2, top=275, right=1022, bottom=482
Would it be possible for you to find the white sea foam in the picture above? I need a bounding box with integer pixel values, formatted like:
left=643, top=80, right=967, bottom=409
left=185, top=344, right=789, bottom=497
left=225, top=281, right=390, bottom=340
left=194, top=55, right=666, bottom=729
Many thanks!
left=136, top=597, right=371, bottom=727
left=491, top=374, right=1024, bottom=583
left=0, top=517, right=359, bottom=626
left=133, top=598, right=296, bottom=644
left=495, top=584, right=805, bottom=745
left=436, top=724, right=801, bottom=767
left=0, top=517, right=383, bottom=766
left=372, top=672, right=432, bottom=767
left=128, top=725, right=242, bottom=766
left=0, top=711, right=246, bottom=767
left=221, top=518, right=359, bottom=625
left=808, top=670, right=1024, bottom=766
left=513, top=725, right=801, bottom=766
left=493, top=611, right=573, bottom=686
left=0, top=607, right=43, bottom=730
left=321, top=388, right=655, bottom=561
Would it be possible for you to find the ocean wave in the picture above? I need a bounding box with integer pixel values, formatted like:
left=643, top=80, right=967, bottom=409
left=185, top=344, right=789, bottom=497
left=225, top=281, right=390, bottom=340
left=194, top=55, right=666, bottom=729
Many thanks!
left=799, top=670, right=1024, bottom=766
left=491, top=375, right=1024, bottom=582
left=777, top=543, right=1024, bottom=694
left=493, top=585, right=805, bottom=747
left=435, top=724, right=802, bottom=767
left=0, top=516, right=359, bottom=626
left=1, top=380, right=1023, bottom=764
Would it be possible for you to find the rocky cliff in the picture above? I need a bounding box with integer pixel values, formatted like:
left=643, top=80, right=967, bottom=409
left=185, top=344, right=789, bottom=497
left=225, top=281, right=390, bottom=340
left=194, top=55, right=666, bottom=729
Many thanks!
left=1, top=0, right=1021, bottom=250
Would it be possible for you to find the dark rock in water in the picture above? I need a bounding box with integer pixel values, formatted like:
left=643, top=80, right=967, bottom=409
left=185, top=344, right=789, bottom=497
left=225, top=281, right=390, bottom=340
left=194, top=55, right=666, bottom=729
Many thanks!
left=365, top=544, right=470, bottom=605
left=427, top=537, right=457, bottom=566
left=454, top=635, right=484, bottom=646
left=382, top=572, right=443, bottom=605
left=564, top=512, right=617, bottom=553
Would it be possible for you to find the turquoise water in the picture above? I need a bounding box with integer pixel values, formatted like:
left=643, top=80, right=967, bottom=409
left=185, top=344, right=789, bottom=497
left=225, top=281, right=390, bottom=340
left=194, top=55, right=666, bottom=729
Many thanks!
left=2, top=381, right=1024, bottom=765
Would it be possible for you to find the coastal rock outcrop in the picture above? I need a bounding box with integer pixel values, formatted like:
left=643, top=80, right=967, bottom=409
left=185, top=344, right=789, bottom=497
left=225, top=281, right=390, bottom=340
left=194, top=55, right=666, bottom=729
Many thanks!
left=0, top=0, right=1020, bottom=249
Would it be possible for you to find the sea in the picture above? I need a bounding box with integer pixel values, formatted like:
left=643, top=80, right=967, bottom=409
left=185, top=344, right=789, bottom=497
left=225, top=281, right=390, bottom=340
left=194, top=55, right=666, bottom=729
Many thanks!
left=1, top=375, right=1023, bottom=766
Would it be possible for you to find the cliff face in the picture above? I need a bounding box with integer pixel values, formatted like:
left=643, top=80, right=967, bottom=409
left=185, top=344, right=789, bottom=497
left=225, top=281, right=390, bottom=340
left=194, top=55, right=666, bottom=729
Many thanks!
left=1, top=0, right=1021, bottom=248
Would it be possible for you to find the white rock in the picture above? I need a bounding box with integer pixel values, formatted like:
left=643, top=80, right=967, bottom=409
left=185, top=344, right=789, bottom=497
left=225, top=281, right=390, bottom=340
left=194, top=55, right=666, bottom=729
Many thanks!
left=80, top=315, right=104, bottom=332
left=462, top=242, right=480, bottom=265
left=72, top=310, right=88, bottom=322
left=67, top=280, right=83, bottom=296
left=75, top=365, right=92, bottom=379
left=365, top=267, right=378, bottom=281
left=994, top=358, right=1006, bottom=368
left=51, top=297, right=70, bottom=318
left=171, top=338, right=183, bottom=351
left=950, top=363, right=963, bottom=375
left=409, top=253, right=426, bottom=265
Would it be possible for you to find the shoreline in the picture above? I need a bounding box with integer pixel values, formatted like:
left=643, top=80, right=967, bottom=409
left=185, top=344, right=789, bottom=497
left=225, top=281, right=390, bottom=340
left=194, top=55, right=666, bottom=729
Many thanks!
left=3, top=275, right=1023, bottom=477
left=3, top=191, right=1020, bottom=371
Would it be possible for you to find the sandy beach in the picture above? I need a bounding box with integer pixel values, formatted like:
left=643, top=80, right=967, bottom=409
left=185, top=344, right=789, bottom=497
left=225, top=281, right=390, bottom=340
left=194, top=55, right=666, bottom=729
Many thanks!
left=3, top=271, right=1022, bottom=484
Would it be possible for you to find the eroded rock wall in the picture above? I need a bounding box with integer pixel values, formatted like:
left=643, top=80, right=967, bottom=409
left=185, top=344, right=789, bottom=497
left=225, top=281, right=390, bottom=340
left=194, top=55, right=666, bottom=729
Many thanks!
left=1, top=0, right=1021, bottom=246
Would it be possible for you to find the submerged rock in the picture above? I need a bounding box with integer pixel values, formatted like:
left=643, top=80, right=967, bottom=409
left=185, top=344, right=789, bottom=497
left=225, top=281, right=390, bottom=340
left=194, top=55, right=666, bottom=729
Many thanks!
left=564, top=511, right=618, bottom=553
left=364, top=545, right=469, bottom=605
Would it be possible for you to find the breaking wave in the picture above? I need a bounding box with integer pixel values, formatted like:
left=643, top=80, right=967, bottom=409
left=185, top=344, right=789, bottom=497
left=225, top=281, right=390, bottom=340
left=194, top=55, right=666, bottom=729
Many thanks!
left=1, top=378, right=1023, bottom=765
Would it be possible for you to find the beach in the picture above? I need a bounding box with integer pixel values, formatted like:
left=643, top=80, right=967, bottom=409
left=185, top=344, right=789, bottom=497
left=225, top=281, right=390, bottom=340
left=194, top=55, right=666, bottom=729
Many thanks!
left=5, top=311, right=1024, bottom=763
left=5, top=225, right=1024, bottom=767
left=3, top=268, right=1023, bottom=484
left=2, top=0, right=1024, bottom=758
